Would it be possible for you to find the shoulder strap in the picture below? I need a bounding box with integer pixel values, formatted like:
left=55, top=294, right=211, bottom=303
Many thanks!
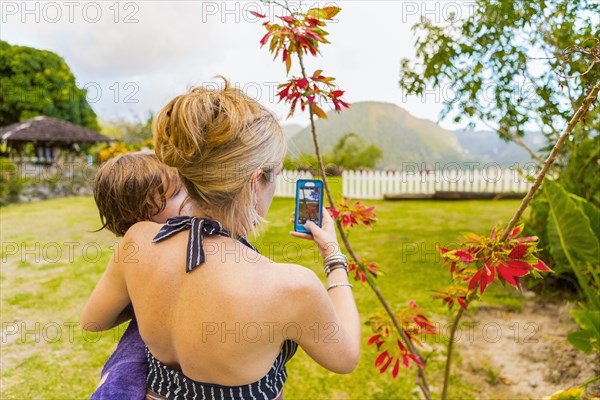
left=152, top=216, right=258, bottom=273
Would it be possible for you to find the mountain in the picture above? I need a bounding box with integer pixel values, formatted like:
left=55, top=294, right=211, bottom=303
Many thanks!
left=287, top=101, right=465, bottom=169
left=452, top=129, right=546, bottom=167
left=281, top=123, right=304, bottom=138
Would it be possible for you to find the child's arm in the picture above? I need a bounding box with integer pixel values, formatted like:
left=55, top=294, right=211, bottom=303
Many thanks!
left=81, top=238, right=132, bottom=332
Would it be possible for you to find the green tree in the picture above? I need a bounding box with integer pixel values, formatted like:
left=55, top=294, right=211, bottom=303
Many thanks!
left=399, top=0, right=599, bottom=164
left=0, top=40, right=99, bottom=130
left=100, top=113, right=153, bottom=145
left=398, top=1, right=600, bottom=292
left=329, top=132, right=383, bottom=170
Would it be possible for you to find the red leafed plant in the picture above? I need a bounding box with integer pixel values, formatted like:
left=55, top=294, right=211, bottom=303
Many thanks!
left=366, top=301, right=436, bottom=378
left=276, top=71, right=349, bottom=118
left=348, top=257, right=383, bottom=283
left=327, top=199, right=377, bottom=229
left=251, top=2, right=598, bottom=400
left=252, top=6, right=349, bottom=120
left=433, top=286, right=468, bottom=311
left=439, top=224, right=551, bottom=297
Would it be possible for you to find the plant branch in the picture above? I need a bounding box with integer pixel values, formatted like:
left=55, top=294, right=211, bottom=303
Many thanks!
left=500, top=80, right=600, bottom=242
left=441, top=307, right=465, bottom=400
left=440, top=81, right=600, bottom=399
left=294, top=31, right=433, bottom=400
left=296, top=51, right=336, bottom=208
left=440, top=292, right=477, bottom=400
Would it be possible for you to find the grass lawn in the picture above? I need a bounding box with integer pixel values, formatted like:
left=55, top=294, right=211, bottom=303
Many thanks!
left=1, top=194, right=523, bottom=399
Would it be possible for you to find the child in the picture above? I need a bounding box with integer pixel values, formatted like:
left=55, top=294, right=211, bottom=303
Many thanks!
left=90, top=151, right=188, bottom=399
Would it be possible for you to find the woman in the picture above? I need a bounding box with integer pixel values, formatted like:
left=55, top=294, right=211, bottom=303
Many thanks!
left=81, top=79, right=361, bottom=400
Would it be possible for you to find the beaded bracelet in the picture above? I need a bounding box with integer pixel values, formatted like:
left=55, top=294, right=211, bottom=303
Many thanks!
left=325, top=263, right=348, bottom=275
left=327, top=282, right=353, bottom=291
left=323, top=253, right=347, bottom=265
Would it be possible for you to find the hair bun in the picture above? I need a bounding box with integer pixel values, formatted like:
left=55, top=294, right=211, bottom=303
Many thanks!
left=152, top=77, right=286, bottom=238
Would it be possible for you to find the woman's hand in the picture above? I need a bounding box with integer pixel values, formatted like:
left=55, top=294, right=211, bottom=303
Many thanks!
left=290, top=207, right=341, bottom=259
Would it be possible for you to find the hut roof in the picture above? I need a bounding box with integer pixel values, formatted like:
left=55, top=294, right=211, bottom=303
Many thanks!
left=0, top=116, right=111, bottom=144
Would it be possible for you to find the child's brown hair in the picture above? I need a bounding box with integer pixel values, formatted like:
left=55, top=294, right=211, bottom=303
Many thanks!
left=93, top=151, right=183, bottom=236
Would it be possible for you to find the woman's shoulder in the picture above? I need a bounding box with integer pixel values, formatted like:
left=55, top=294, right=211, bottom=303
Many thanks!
left=270, top=262, right=323, bottom=293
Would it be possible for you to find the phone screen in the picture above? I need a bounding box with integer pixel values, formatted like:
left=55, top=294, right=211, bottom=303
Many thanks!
left=295, top=179, right=324, bottom=234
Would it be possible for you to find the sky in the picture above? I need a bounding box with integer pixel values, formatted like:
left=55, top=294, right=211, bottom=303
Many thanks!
left=2, top=0, right=489, bottom=130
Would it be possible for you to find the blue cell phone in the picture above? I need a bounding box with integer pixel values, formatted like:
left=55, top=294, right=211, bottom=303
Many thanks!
left=294, top=179, right=324, bottom=234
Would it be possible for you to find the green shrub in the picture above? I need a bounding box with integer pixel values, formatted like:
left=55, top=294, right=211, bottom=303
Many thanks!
left=525, top=136, right=600, bottom=293
left=0, top=157, right=23, bottom=206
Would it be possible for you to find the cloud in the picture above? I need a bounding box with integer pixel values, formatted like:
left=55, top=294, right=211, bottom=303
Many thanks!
left=1, top=1, right=471, bottom=128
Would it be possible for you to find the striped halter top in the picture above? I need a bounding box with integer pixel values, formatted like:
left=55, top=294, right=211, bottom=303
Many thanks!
left=146, top=216, right=298, bottom=400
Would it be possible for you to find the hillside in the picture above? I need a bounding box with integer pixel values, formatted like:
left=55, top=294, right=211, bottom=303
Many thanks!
left=453, top=129, right=546, bottom=167
left=281, top=123, right=304, bottom=138
left=287, top=101, right=464, bottom=168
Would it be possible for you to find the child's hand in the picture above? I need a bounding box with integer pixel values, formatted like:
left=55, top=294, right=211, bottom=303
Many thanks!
left=290, top=207, right=340, bottom=259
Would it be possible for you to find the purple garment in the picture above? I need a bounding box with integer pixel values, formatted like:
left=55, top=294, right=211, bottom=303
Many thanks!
left=89, top=314, right=147, bottom=400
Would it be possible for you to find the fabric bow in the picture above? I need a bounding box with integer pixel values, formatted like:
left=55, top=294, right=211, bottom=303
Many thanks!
left=152, top=216, right=257, bottom=272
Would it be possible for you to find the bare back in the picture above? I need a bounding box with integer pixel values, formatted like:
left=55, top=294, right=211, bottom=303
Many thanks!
left=124, top=221, right=301, bottom=386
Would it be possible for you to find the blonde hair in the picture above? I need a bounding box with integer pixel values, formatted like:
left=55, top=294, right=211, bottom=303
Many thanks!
left=93, top=151, right=183, bottom=237
left=153, top=78, right=286, bottom=239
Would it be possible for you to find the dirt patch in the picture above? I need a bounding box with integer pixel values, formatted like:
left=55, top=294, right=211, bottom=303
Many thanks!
left=456, top=298, right=599, bottom=399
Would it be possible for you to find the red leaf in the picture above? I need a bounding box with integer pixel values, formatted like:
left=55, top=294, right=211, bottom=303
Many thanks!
left=532, top=259, right=551, bottom=271
left=367, top=334, right=382, bottom=346
left=327, top=207, right=339, bottom=219
left=457, top=297, right=467, bottom=310
left=479, top=272, right=487, bottom=294
left=475, top=263, right=495, bottom=294
left=468, top=269, right=482, bottom=291
left=306, top=17, right=320, bottom=27
left=508, top=244, right=529, bottom=259
left=259, top=31, right=272, bottom=46
left=304, top=29, right=323, bottom=41
left=296, top=78, right=309, bottom=89
left=396, top=339, right=406, bottom=352
left=509, top=224, right=523, bottom=238
left=279, top=15, right=297, bottom=24
left=379, top=354, right=393, bottom=373
left=455, top=250, right=474, bottom=262
left=408, top=353, right=424, bottom=368
left=518, top=236, right=538, bottom=243
left=391, top=359, right=400, bottom=379
left=402, top=354, right=409, bottom=367
left=439, top=247, right=451, bottom=254
left=297, top=34, right=309, bottom=48
left=341, top=214, right=351, bottom=228
left=496, top=264, right=519, bottom=287
left=249, top=10, right=266, bottom=18
left=450, top=261, right=457, bottom=274
left=506, top=260, right=532, bottom=270
left=374, top=351, right=388, bottom=367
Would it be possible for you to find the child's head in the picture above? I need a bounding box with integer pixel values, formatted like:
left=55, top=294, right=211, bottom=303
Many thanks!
left=93, top=151, right=186, bottom=236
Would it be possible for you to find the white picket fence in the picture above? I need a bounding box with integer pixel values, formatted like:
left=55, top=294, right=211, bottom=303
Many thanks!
left=275, top=170, right=314, bottom=197
left=342, top=169, right=534, bottom=200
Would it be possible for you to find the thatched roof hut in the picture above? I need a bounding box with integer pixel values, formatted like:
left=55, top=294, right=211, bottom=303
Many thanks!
left=0, top=116, right=111, bottom=161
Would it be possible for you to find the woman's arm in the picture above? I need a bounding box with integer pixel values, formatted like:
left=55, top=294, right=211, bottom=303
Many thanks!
left=81, top=236, right=132, bottom=332
left=288, top=208, right=361, bottom=373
